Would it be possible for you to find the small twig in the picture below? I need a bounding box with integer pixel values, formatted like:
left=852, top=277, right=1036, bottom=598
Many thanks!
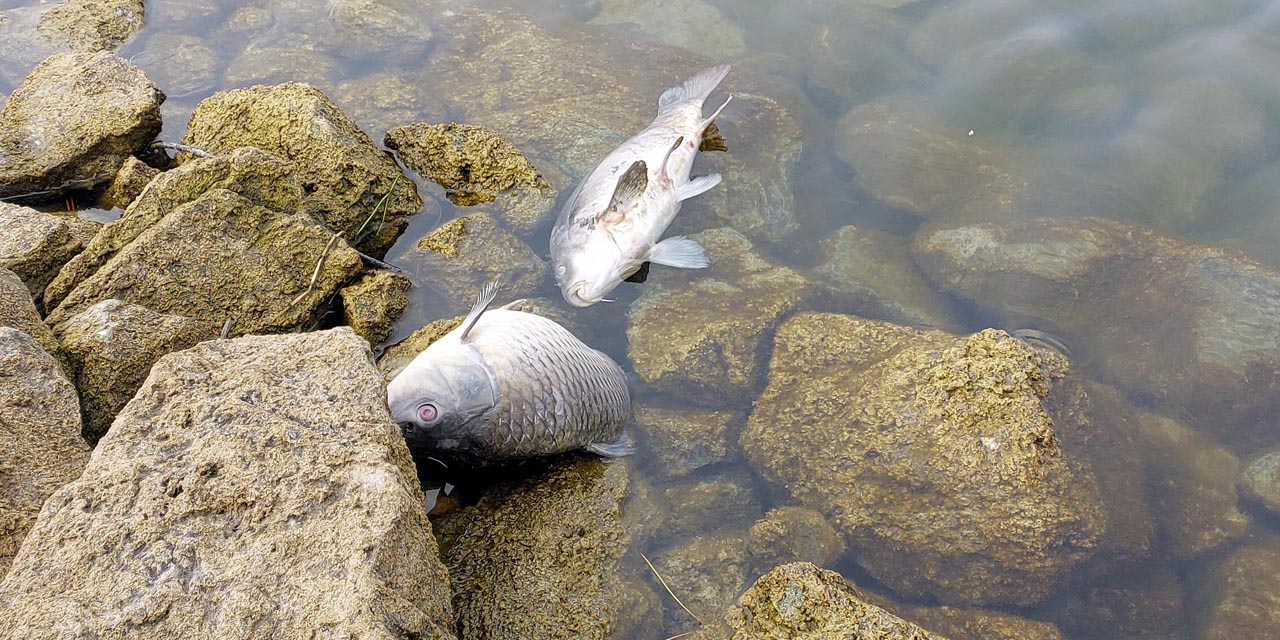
left=219, top=318, right=233, bottom=339
left=150, top=141, right=214, bottom=158
left=663, top=633, right=694, bottom=640
left=353, top=174, right=401, bottom=245
left=356, top=250, right=403, bottom=273
left=641, top=552, right=703, bottom=625
left=291, top=233, right=343, bottom=307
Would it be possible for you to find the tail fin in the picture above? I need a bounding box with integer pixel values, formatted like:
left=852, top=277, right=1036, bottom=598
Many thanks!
left=658, top=64, right=731, bottom=111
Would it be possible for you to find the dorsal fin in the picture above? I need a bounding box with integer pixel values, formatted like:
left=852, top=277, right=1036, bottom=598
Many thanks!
left=459, top=279, right=500, bottom=342
left=659, top=136, right=684, bottom=180
left=598, top=160, right=648, bottom=223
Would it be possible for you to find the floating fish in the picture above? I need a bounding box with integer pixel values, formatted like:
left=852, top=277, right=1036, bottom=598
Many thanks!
left=386, top=282, right=633, bottom=464
left=551, top=64, right=733, bottom=307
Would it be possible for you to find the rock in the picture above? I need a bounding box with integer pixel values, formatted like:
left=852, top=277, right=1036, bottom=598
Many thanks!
left=433, top=456, right=657, bottom=640
left=0, top=328, right=456, bottom=637
left=128, top=33, right=220, bottom=100
left=36, top=0, right=144, bottom=52
left=394, top=213, right=547, bottom=312
left=181, top=82, right=422, bottom=255
left=53, top=299, right=212, bottom=444
left=587, top=0, right=747, bottom=59
left=385, top=122, right=557, bottom=235
left=0, top=327, right=90, bottom=577
left=724, top=562, right=943, bottom=640
left=1043, top=561, right=1184, bottom=639
left=45, top=147, right=305, bottom=311
left=332, top=73, right=442, bottom=139
left=659, top=471, right=763, bottom=543
left=0, top=268, right=64, bottom=367
left=222, top=46, right=339, bottom=90
left=741, top=315, right=1109, bottom=606
left=0, top=6, right=65, bottom=91
left=650, top=529, right=754, bottom=633
left=1134, top=412, right=1249, bottom=559
left=319, top=0, right=434, bottom=64
left=633, top=402, right=738, bottom=479
left=628, top=227, right=810, bottom=408
left=746, top=507, right=845, bottom=570
left=0, top=202, right=95, bottom=303
left=1085, top=132, right=1225, bottom=231
left=0, top=51, right=164, bottom=201
left=912, top=216, right=1280, bottom=449
left=46, top=189, right=363, bottom=337
left=1045, top=83, right=1131, bottom=136
left=420, top=9, right=804, bottom=244
left=1134, top=76, right=1268, bottom=173
left=377, top=315, right=463, bottom=378
left=1197, top=543, right=1280, bottom=640
left=1240, top=450, right=1280, bottom=516
left=98, top=156, right=160, bottom=210
left=812, top=225, right=961, bottom=331
left=895, top=604, right=1063, bottom=640
left=340, top=270, right=412, bottom=346
left=906, top=0, right=1042, bottom=68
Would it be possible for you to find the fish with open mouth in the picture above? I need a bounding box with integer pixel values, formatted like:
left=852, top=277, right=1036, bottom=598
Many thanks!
left=386, top=282, right=633, bottom=464
left=550, top=64, right=733, bottom=307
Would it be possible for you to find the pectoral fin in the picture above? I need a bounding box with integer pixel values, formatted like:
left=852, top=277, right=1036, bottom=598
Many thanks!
left=597, top=160, right=648, bottom=224
left=676, top=173, right=721, bottom=201
left=649, top=236, right=709, bottom=269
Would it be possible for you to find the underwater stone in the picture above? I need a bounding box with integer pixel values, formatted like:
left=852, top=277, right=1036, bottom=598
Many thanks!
left=658, top=470, right=764, bottom=544
left=1043, top=560, right=1184, bottom=639
left=1045, top=83, right=1131, bottom=135
left=399, top=213, right=547, bottom=313
left=128, top=33, right=219, bottom=100
left=650, top=528, right=755, bottom=635
left=588, top=0, right=747, bottom=60
left=746, top=507, right=846, bottom=571
left=1240, top=450, right=1280, bottom=517
left=36, top=0, right=144, bottom=53
left=1197, top=542, right=1280, bottom=640
left=633, top=402, right=738, bottom=479
left=319, top=0, right=434, bottom=64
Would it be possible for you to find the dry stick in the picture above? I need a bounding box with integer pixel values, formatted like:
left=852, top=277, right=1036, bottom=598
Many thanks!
left=291, top=233, right=343, bottom=307
left=219, top=318, right=233, bottom=339
left=662, top=633, right=694, bottom=640
left=356, top=250, right=404, bottom=273
left=150, top=141, right=214, bottom=158
left=640, top=552, right=703, bottom=625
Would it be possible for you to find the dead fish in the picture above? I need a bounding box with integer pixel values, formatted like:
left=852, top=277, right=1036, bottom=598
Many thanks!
left=386, top=281, right=633, bottom=464
left=551, top=64, right=733, bottom=307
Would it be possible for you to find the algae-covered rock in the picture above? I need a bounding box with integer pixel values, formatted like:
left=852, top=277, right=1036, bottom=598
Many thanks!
left=650, top=529, right=754, bottom=634
left=742, top=315, right=1109, bottom=606
left=912, top=215, right=1280, bottom=449
left=98, top=156, right=160, bottom=210
left=0, top=268, right=64, bottom=367
left=46, top=189, right=363, bottom=337
left=634, top=402, right=739, bottom=478
left=1197, top=543, right=1280, bottom=640
left=588, top=0, right=747, bottom=59
left=36, top=0, right=144, bottom=52
left=319, top=0, right=434, bottom=63
left=377, top=315, right=463, bottom=378
left=0, top=328, right=456, bottom=638
left=747, top=507, right=846, bottom=571
left=0, top=202, right=95, bottom=302
left=1240, top=450, right=1280, bottom=517
left=1043, top=561, right=1184, bottom=640
left=181, top=82, right=422, bottom=255
left=894, top=604, right=1063, bottom=640
left=0, top=51, right=163, bottom=201
left=385, top=122, right=555, bottom=234
left=433, top=457, right=656, bottom=640
left=659, top=470, right=764, bottom=543
left=128, top=33, right=220, bottom=100
left=628, top=227, right=810, bottom=408
left=340, top=270, right=412, bottom=346
left=53, top=299, right=212, bottom=444
left=0, top=327, right=90, bottom=578
left=222, top=47, right=339, bottom=90
left=397, top=213, right=547, bottom=311
left=333, top=73, right=441, bottom=138
left=812, top=225, right=961, bottom=331
left=45, top=146, right=303, bottom=310
left=725, top=562, right=944, bottom=640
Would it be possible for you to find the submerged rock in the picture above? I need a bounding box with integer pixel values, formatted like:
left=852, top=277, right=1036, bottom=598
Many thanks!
left=46, top=189, right=363, bottom=337
left=128, top=33, right=220, bottom=100
left=649, top=528, right=754, bottom=634
left=725, top=562, right=943, bottom=640
left=98, top=156, right=160, bottom=210
left=633, top=402, right=739, bottom=479
left=912, top=216, right=1280, bottom=449
left=0, top=51, right=163, bottom=201
left=384, top=122, right=556, bottom=234
left=0, top=268, right=65, bottom=367
left=36, top=0, right=144, bottom=52
left=0, top=328, right=456, bottom=637
left=0, top=327, right=90, bottom=578
left=742, top=314, right=1110, bottom=606
left=222, top=46, right=339, bottom=90
left=433, top=457, right=657, bottom=640
left=1044, top=560, right=1184, bottom=640
left=588, top=0, right=747, bottom=60
left=182, top=82, right=422, bottom=255
left=0, top=202, right=96, bottom=303
left=628, top=227, right=810, bottom=408
left=746, top=507, right=845, bottom=571
left=1196, top=542, right=1280, bottom=640
left=1240, top=450, right=1280, bottom=517
left=319, top=0, right=434, bottom=63
left=894, top=604, right=1063, bottom=640
left=658, top=470, right=764, bottom=543
left=396, top=213, right=547, bottom=311
left=53, top=299, right=212, bottom=444
left=340, top=270, right=412, bottom=346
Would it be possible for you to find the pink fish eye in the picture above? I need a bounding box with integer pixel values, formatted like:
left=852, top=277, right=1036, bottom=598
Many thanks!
left=417, top=403, right=439, bottom=424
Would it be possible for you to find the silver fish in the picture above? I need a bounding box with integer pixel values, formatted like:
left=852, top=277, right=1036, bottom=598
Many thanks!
left=550, top=64, right=733, bottom=307
left=386, top=282, right=633, bottom=463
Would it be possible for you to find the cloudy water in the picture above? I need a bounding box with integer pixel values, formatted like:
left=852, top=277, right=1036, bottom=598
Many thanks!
left=6, top=0, right=1280, bottom=638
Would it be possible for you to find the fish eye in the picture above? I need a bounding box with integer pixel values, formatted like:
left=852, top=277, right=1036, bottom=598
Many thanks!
left=417, top=403, right=440, bottom=425
left=556, top=264, right=567, bottom=276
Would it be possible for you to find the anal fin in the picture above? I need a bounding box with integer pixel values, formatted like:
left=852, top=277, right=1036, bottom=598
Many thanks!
left=586, top=432, right=635, bottom=458
left=676, top=173, right=721, bottom=201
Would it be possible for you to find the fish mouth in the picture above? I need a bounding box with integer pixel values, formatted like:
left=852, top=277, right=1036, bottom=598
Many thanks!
left=565, top=281, right=598, bottom=307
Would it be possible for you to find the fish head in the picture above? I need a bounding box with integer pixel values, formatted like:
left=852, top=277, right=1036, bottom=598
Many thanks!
left=386, top=343, right=496, bottom=454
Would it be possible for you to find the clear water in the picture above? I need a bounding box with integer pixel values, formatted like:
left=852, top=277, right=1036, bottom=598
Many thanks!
left=7, top=0, right=1280, bottom=637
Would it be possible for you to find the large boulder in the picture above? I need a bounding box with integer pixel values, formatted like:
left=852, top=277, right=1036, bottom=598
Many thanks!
left=432, top=456, right=658, bottom=640
left=0, top=202, right=97, bottom=304
left=0, top=51, right=163, bottom=201
left=0, top=268, right=64, bottom=366
left=0, top=327, right=90, bottom=578
left=628, top=227, right=810, bottom=408
left=45, top=146, right=303, bottom=310
left=53, top=299, right=212, bottom=444
left=912, top=216, right=1280, bottom=449
left=181, top=83, right=423, bottom=255
left=46, top=189, right=363, bottom=337
left=0, top=328, right=456, bottom=638
left=36, top=0, right=145, bottom=52
left=741, top=314, right=1112, bottom=606
left=1196, top=542, right=1280, bottom=640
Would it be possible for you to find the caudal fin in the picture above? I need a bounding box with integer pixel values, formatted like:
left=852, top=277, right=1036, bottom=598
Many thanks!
left=657, top=64, right=731, bottom=111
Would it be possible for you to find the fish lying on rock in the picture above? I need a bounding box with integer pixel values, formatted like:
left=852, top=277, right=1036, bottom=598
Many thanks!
left=551, top=64, right=733, bottom=307
left=387, top=281, right=633, bottom=464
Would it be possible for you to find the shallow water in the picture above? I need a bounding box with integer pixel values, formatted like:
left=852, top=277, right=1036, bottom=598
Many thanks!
left=7, top=0, right=1280, bottom=637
